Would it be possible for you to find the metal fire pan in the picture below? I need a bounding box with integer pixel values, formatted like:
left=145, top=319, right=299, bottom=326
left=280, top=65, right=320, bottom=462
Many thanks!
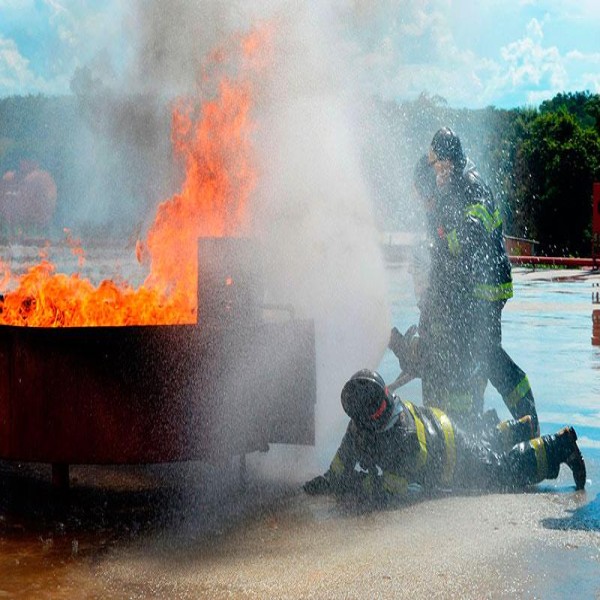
left=0, top=319, right=315, bottom=465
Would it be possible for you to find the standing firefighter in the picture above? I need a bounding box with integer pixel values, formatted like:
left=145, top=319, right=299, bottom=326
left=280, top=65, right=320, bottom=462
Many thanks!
left=391, top=153, right=477, bottom=414
left=304, top=371, right=586, bottom=502
left=397, top=128, right=538, bottom=432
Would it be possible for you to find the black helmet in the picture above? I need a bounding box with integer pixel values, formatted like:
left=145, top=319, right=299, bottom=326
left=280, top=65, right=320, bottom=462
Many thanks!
left=341, top=369, right=393, bottom=430
left=430, top=127, right=466, bottom=169
left=413, top=154, right=437, bottom=200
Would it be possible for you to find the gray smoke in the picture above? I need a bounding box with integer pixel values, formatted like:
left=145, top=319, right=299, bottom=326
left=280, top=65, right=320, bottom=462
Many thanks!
left=72, top=0, right=394, bottom=471
left=130, top=1, right=391, bottom=465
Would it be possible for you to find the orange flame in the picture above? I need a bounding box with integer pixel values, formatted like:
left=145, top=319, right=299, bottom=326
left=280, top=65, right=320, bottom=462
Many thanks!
left=0, top=24, right=273, bottom=328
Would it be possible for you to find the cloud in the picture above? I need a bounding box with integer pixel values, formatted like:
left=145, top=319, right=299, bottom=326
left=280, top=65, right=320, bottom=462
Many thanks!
left=513, top=0, right=600, bottom=20
left=581, top=73, right=600, bottom=94
left=566, top=49, right=600, bottom=63
left=499, top=18, right=566, bottom=88
left=0, top=1, right=129, bottom=96
left=477, top=17, right=595, bottom=106
left=1, top=0, right=600, bottom=107
left=338, top=1, right=496, bottom=106
left=548, top=0, right=600, bottom=21
left=0, top=35, right=47, bottom=94
left=338, top=2, right=600, bottom=108
left=566, top=50, right=600, bottom=94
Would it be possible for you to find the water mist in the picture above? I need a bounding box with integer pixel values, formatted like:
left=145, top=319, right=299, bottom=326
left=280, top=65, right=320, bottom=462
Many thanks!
left=72, top=0, right=394, bottom=480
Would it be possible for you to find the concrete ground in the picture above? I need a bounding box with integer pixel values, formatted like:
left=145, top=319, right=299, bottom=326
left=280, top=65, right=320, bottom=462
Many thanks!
left=1, top=449, right=598, bottom=599
left=1, top=266, right=600, bottom=599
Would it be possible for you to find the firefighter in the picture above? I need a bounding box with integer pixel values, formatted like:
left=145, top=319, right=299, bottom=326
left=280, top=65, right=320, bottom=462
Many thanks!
left=303, top=370, right=586, bottom=502
left=392, top=151, right=481, bottom=422
left=407, top=128, right=538, bottom=432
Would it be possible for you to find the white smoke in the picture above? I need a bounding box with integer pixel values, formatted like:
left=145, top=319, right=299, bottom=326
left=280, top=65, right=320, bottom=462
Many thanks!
left=249, top=5, right=392, bottom=454
left=70, top=0, right=391, bottom=474
left=115, top=0, right=393, bottom=465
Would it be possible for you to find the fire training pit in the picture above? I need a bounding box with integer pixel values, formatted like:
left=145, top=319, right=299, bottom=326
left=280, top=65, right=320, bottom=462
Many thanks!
left=0, top=238, right=316, bottom=485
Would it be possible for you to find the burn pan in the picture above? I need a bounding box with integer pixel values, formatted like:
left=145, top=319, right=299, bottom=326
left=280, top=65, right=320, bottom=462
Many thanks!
left=0, top=238, right=316, bottom=484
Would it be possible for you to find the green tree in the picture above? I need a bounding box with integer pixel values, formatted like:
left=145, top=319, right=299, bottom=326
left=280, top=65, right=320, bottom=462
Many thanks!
left=519, top=110, right=600, bottom=255
left=539, top=92, right=596, bottom=129
left=500, top=107, right=538, bottom=239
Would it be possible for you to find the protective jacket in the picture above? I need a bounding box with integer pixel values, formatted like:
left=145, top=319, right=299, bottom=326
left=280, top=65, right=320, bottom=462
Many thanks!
left=430, top=160, right=512, bottom=306
left=415, top=160, right=537, bottom=429
left=307, top=395, right=580, bottom=501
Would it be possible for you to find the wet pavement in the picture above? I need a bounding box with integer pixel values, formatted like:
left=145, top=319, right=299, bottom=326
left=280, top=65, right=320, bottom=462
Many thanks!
left=1, top=266, right=600, bottom=598
left=0, top=448, right=599, bottom=599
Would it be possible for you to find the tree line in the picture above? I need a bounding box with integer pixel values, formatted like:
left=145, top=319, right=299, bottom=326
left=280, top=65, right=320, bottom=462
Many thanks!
left=1, top=90, right=600, bottom=255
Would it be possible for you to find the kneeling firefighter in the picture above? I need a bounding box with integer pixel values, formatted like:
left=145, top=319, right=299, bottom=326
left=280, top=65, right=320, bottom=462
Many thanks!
left=304, top=370, right=586, bottom=501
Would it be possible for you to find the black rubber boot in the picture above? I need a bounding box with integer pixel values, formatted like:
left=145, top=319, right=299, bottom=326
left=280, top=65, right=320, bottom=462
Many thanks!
left=546, top=427, right=586, bottom=490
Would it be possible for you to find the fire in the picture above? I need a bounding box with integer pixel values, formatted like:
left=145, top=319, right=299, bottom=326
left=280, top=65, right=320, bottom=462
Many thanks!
left=0, top=25, right=273, bottom=328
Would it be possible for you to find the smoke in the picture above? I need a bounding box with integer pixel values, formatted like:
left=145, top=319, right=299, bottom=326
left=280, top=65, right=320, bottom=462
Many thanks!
left=66, top=1, right=393, bottom=469
left=248, top=5, right=392, bottom=456
left=124, top=0, right=232, bottom=97
left=127, top=1, right=391, bottom=464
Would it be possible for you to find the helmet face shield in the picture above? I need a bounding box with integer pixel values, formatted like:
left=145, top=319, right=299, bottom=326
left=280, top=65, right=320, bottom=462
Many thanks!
left=341, top=370, right=392, bottom=430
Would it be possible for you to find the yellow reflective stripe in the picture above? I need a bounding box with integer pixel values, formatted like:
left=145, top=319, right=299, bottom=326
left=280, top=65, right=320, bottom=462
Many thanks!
left=497, top=420, right=510, bottom=433
left=506, top=376, right=531, bottom=409
left=496, top=419, right=517, bottom=452
left=382, top=472, right=409, bottom=496
left=447, top=229, right=460, bottom=255
left=438, top=390, right=473, bottom=415
left=404, top=401, right=428, bottom=469
left=330, top=453, right=345, bottom=476
left=361, top=473, right=374, bottom=496
left=473, top=282, right=514, bottom=301
left=431, top=408, right=456, bottom=485
left=530, top=437, right=548, bottom=480
left=466, top=204, right=502, bottom=232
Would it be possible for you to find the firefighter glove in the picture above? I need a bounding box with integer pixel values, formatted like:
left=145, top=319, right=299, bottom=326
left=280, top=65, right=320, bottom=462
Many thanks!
left=389, top=325, right=420, bottom=375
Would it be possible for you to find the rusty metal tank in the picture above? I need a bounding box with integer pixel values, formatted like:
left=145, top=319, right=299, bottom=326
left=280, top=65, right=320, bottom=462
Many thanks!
left=0, top=238, right=316, bottom=474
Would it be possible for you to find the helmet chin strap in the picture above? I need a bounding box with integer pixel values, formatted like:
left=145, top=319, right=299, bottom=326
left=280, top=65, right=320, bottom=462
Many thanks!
left=370, top=398, right=388, bottom=421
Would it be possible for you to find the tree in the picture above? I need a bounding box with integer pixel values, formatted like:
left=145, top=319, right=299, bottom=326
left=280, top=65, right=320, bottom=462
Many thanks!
left=539, top=92, right=596, bottom=129
left=519, top=110, right=600, bottom=255
left=500, top=107, right=538, bottom=239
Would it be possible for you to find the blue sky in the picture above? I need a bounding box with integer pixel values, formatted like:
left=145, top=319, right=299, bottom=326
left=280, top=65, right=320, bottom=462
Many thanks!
left=1, top=0, right=599, bottom=109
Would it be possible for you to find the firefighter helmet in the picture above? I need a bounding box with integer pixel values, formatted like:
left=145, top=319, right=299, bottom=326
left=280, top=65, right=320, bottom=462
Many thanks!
left=341, top=369, right=392, bottom=430
left=430, top=127, right=466, bottom=169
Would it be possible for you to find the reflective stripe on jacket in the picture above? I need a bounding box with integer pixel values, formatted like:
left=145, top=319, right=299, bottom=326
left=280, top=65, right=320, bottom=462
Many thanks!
left=325, top=399, right=458, bottom=496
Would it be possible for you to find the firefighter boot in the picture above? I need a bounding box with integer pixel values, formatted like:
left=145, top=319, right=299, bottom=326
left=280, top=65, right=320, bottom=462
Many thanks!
left=544, top=427, right=586, bottom=490
left=497, top=415, right=536, bottom=451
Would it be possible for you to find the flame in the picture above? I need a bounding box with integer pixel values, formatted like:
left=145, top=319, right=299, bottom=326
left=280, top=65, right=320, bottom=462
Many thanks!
left=0, top=24, right=273, bottom=328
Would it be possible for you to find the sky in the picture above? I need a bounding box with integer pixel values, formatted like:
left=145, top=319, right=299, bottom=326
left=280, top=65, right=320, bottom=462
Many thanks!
left=1, top=0, right=599, bottom=108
